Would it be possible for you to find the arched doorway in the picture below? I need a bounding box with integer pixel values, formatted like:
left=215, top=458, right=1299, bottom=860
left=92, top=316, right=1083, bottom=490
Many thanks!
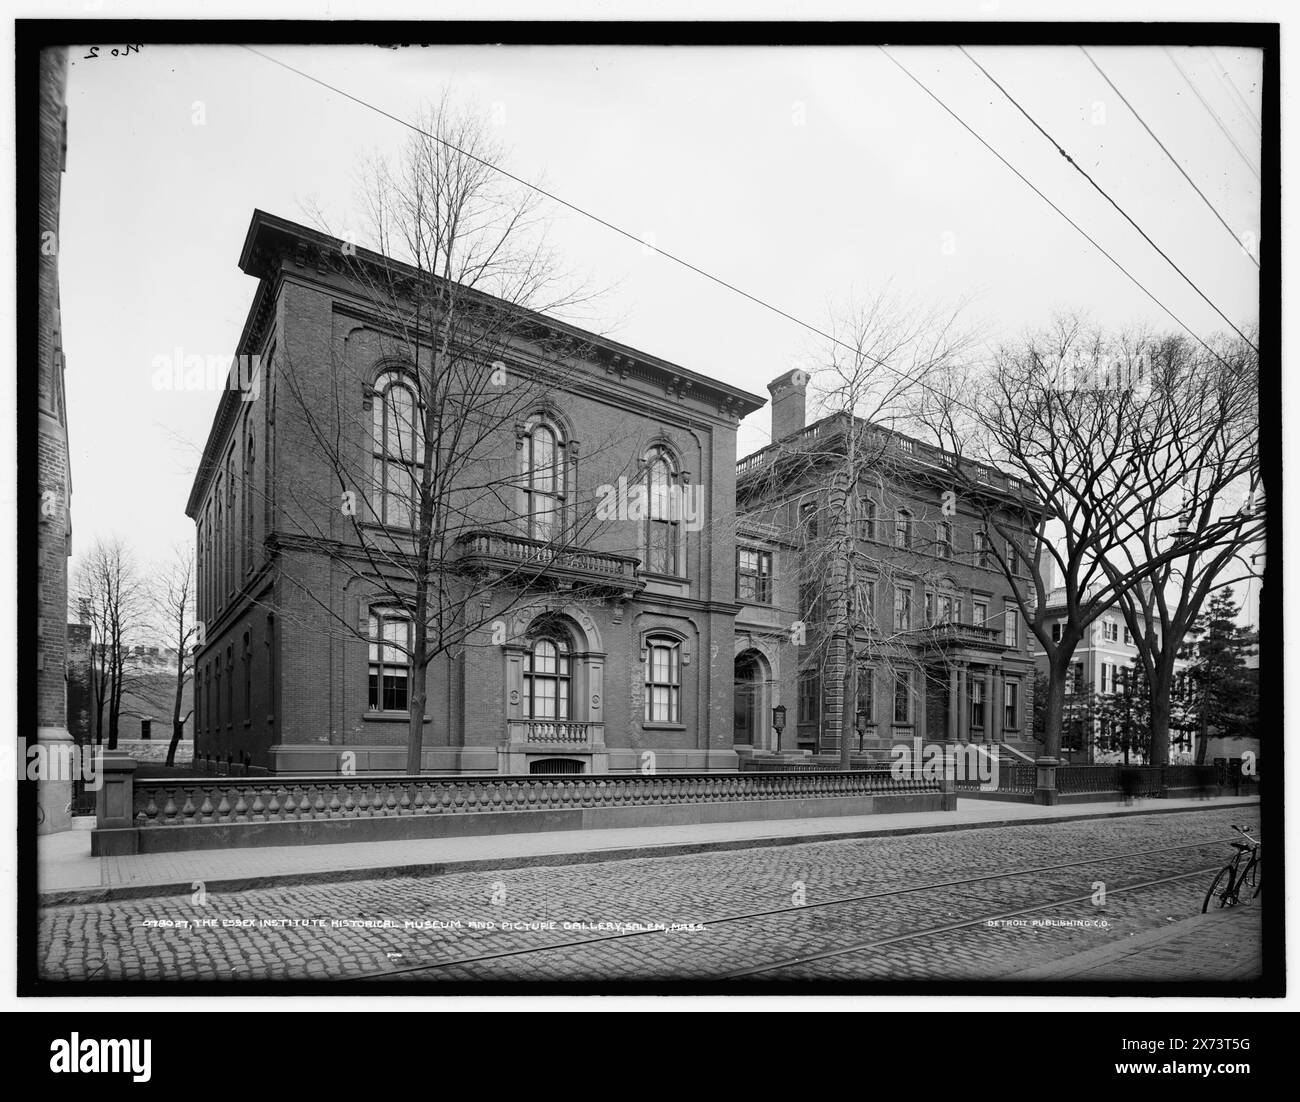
left=734, top=650, right=769, bottom=748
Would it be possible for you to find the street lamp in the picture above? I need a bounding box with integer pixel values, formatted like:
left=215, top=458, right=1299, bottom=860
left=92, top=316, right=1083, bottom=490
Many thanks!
left=855, top=708, right=868, bottom=753
left=772, top=705, right=787, bottom=753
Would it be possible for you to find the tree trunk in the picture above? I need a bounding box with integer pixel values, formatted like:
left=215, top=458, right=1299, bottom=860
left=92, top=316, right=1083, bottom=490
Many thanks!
left=167, top=655, right=186, bottom=767
left=1041, top=659, right=1067, bottom=759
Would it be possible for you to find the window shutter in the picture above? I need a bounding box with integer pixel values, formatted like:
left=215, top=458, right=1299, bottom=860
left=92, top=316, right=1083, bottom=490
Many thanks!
left=358, top=598, right=369, bottom=634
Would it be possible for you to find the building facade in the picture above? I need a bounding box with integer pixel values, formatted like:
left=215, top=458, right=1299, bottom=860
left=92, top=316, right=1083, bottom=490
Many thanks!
left=186, top=211, right=765, bottom=776
left=735, top=371, right=1041, bottom=763
left=36, top=47, right=74, bottom=830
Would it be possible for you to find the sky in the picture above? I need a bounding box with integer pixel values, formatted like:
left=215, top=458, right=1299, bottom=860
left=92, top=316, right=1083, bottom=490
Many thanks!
left=57, top=41, right=1263, bottom=615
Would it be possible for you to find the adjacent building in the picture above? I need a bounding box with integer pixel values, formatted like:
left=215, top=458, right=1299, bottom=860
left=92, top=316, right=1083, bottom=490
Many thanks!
left=735, top=370, right=1041, bottom=762
left=36, top=47, right=74, bottom=830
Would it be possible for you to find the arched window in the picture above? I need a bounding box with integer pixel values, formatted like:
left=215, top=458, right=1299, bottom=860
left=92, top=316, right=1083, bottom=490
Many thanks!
left=225, top=644, right=234, bottom=722
left=214, top=475, right=224, bottom=605
left=226, top=453, right=236, bottom=593
left=371, top=371, right=423, bottom=529
left=644, top=635, right=681, bottom=723
left=244, top=436, right=255, bottom=573
left=524, top=634, right=571, bottom=720
left=368, top=609, right=412, bottom=712
left=523, top=421, right=565, bottom=542
left=645, top=447, right=681, bottom=575
left=242, top=631, right=251, bottom=720
left=265, top=614, right=276, bottom=722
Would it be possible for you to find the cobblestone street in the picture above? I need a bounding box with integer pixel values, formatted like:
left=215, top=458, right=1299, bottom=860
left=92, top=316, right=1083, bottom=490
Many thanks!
left=37, top=806, right=1262, bottom=984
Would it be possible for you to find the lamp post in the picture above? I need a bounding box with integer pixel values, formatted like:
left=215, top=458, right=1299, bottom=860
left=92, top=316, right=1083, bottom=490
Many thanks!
left=855, top=708, right=868, bottom=754
left=772, top=705, right=787, bottom=754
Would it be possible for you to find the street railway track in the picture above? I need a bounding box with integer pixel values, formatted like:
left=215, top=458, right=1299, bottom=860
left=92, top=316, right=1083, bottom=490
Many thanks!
left=353, top=832, right=1250, bottom=982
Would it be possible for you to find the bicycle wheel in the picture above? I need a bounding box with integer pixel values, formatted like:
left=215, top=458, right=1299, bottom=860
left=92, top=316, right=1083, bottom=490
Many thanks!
left=1244, top=855, right=1261, bottom=898
left=1203, top=865, right=1235, bottom=912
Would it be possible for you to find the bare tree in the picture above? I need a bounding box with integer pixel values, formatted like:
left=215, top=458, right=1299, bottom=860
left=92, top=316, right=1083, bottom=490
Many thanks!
left=149, top=548, right=198, bottom=767
left=920, top=315, right=1261, bottom=766
left=70, top=537, right=147, bottom=749
left=739, top=289, right=978, bottom=766
left=275, top=96, right=625, bottom=774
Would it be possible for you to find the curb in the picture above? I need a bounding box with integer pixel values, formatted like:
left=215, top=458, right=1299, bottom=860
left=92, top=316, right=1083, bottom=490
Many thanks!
left=40, top=797, right=1259, bottom=907
left=1011, top=903, right=1261, bottom=981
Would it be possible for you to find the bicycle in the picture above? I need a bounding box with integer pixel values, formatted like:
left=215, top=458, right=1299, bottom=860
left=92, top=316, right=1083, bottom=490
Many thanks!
left=1202, top=824, right=1260, bottom=912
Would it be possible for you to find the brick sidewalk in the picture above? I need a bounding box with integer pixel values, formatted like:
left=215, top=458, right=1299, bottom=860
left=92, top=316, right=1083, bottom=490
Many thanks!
left=38, top=794, right=1261, bottom=905
left=1012, top=901, right=1262, bottom=981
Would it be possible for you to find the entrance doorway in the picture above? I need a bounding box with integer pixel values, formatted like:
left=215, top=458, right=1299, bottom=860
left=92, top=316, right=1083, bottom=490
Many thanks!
left=734, top=651, right=763, bottom=746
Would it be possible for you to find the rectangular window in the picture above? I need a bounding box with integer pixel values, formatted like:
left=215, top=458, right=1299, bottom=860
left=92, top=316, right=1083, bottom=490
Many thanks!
left=1104, top=621, right=1119, bottom=643
left=859, top=498, right=877, bottom=541
left=1123, top=626, right=1132, bottom=645
left=798, top=669, right=820, bottom=724
left=893, top=670, right=912, bottom=724
left=895, top=511, right=912, bottom=550
left=938, top=594, right=955, bottom=624
left=1051, top=621, right=1062, bottom=643
left=973, top=600, right=988, bottom=627
left=973, top=531, right=989, bottom=568
left=937, top=521, right=952, bottom=559
left=861, top=579, right=877, bottom=627
left=645, top=638, right=681, bottom=723
left=736, top=547, right=773, bottom=604
left=924, top=590, right=934, bottom=625
left=856, top=668, right=874, bottom=723
left=1003, top=606, right=1017, bottom=647
left=1006, top=540, right=1020, bottom=575
left=799, top=501, right=819, bottom=540
left=368, top=611, right=412, bottom=712
left=894, top=585, right=913, bottom=631
left=971, top=678, right=983, bottom=729
left=1004, top=681, right=1019, bottom=729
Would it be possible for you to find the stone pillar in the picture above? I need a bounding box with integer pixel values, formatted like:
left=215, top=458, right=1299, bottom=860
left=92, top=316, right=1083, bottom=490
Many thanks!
left=957, top=664, right=970, bottom=743
left=90, top=751, right=139, bottom=856
left=35, top=727, right=75, bottom=834
left=915, top=667, right=927, bottom=744
left=980, top=669, right=993, bottom=742
left=947, top=665, right=958, bottom=742
left=1034, top=756, right=1060, bottom=806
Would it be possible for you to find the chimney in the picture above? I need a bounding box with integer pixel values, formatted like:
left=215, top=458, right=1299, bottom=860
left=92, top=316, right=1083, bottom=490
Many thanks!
left=768, top=369, right=810, bottom=442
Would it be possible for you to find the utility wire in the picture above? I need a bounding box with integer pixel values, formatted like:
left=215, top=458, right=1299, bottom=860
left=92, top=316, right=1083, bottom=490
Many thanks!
left=1209, top=46, right=1262, bottom=131
left=1079, top=47, right=1259, bottom=270
left=875, top=47, right=1239, bottom=373
left=241, top=44, right=995, bottom=426
left=1163, top=46, right=1261, bottom=182
left=241, top=44, right=1240, bottom=412
left=959, top=45, right=1258, bottom=353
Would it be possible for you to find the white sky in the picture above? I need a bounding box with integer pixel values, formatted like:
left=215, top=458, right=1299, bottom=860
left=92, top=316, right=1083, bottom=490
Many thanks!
left=58, top=41, right=1262, bottom=611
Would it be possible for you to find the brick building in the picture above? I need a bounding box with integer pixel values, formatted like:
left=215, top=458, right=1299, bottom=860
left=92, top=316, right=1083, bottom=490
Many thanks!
left=36, top=47, right=74, bottom=830
left=186, top=211, right=764, bottom=775
left=735, top=370, right=1040, bottom=762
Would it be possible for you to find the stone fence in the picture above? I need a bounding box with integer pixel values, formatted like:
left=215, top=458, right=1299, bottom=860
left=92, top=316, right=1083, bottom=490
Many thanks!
left=90, top=752, right=949, bottom=855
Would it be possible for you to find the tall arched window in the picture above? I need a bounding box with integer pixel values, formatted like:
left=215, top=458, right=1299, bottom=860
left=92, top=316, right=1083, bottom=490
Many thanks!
left=523, top=422, right=565, bottom=542
left=244, top=436, right=255, bottom=573
left=242, top=631, right=252, bottom=720
left=214, top=476, right=224, bottom=606
left=226, top=453, right=236, bottom=593
left=371, top=371, right=423, bottom=529
left=645, top=446, right=681, bottom=575
left=524, top=634, right=571, bottom=720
